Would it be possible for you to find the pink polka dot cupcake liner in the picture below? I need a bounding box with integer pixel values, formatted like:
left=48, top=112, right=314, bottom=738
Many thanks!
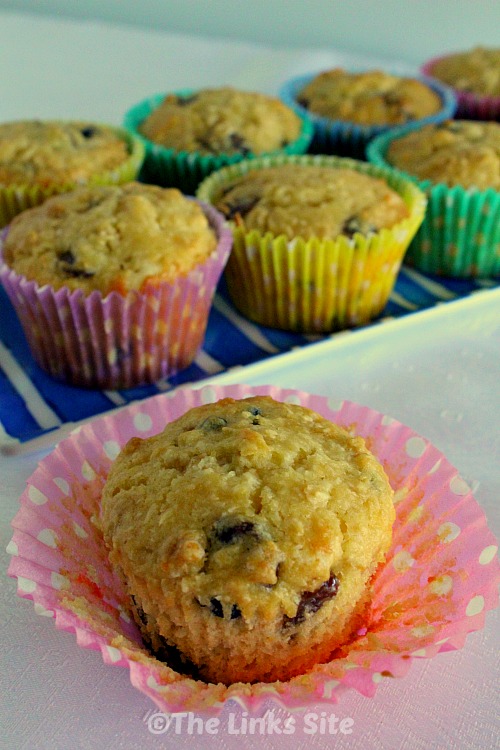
left=7, top=384, right=499, bottom=714
left=421, top=56, right=500, bottom=121
left=0, top=201, right=232, bottom=389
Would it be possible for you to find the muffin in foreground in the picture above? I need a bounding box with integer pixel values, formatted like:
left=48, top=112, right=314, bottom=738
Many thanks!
left=7, top=384, right=500, bottom=711
left=279, top=69, right=455, bottom=158
left=100, top=395, right=395, bottom=685
left=0, top=120, right=144, bottom=227
left=123, top=86, right=312, bottom=193
left=367, top=120, right=500, bottom=277
left=197, top=154, right=426, bottom=332
left=0, top=182, right=232, bottom=388
left=421, top=47, right=500, bottom=119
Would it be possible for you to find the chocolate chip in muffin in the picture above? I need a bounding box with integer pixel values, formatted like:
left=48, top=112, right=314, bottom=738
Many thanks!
left=198, top=416, right=228, bottom=432
left=245, top=404, right=262, bottom=425
left=296, top=96, right=310, bottom=109
left=176, top=94, right=198, bottom=106
left=211, top=516, right=259, bottom=547
left=80, top=126, right=98, bottom=139
left=283, top=573, right=340, bottom=627
left=229, top=132, right=251, bottom=156
left=57, top=248, right=76, bottom=266
left=218, top=194, right=260, bottom=221
left=56, top=249, right=95, bottom=278
left=342, top=216, right=377, bottom=239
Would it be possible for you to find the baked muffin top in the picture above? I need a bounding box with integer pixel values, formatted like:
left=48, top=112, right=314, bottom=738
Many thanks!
left=0, top=120, right=131, bottom=187
left=296, top=69, right=442, bottom=125
left=139, top=86, right=303, bottom=155
left=429, top=47, right=500, bottom=97
left=2, top=182, right=217, bottom=294
left=386, top=120, right=500, bottom=190
left=100, top=396, right=395, bottom=627
left=214, top=164, right=409, bottom=240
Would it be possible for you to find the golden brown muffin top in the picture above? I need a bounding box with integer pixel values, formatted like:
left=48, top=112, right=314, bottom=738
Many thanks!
left=3, top=182, right=217, bottom=295
left=429, top=47, right=500, bottom=97
left=386, top=120, right=500, bottom=190
left=100, top=396, right=395, bottom=626
left=0, top=120, right=130, bottom=187
left=139, top=86, right=302, bottom=155
left=214, top=164, right=409, bottom=240
left=297, top=68, right=442, bottom=125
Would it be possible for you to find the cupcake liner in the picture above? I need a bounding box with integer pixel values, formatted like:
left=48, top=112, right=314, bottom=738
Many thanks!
left=366, top=124, right=500, bottom=278
left=0, top=126, right=145, bottom=229
left=7, top=384, right=499, bottom=714
left=196, top=153, right=426, bottom=332
left=0, top=201, right=232, bottom=388
left=421, top=55, right=500, bottom=121
left=279, top=73, right=456, bottom=159
left=122, top=90, right=313, bottom=194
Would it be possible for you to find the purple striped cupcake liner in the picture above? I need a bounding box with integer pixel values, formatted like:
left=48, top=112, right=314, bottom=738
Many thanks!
left=0, top=202, right=232, bottom=389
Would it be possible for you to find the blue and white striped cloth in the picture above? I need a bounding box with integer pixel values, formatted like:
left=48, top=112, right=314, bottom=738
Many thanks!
left=0, top=269, right=497, bottom=444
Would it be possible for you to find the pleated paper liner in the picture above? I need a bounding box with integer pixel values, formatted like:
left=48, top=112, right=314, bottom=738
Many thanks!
left=122, top=90, right=314, bottom=195
left=421, top=55, right=500, bottom=121
left=279, top=73, right=456, bottom=159
left=0, top=201, right=232, bottom=389
left=7, top=385, right=499, bottom=714
left=196, top=154, right=427, bottom=332
left=0, top=126, right=145, bottom=229
left=367, top=125, right=500, bottom=278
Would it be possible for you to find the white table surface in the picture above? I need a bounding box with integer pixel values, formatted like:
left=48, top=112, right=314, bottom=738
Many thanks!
left=0, top=10, right=499, bottom=750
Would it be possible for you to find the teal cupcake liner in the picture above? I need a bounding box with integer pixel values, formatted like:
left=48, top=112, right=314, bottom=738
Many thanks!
left=367, top=124, right=500, bottom=278
left=279, top=73, right=456, bottom=160
left=123, top=90, right=313, bottom=195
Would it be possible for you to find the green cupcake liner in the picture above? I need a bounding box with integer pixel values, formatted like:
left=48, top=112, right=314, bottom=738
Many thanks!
left=0, top=126, right=145, bottom=229
left=367, top=125, right=500, bottom=278
left=196, top=153, right=426, bottom=332
left=123, top=90, right=313, bottom=195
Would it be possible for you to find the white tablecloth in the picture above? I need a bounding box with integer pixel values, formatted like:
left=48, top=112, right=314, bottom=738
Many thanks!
left=0, top=10, right=498, bottom=750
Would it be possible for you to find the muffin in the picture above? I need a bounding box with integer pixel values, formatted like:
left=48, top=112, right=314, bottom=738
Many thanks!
left=367, top=120, right=500, bottom=277
left=422, top=47, right=500, bottom=119
left=100, top=395, right=395, bottom=685
left=279, top=69, right=455, bottom=158
left=0, top=120, right=144, bottom=228
left=197, top=154, right=426, bottom=332
left=0, top=182, right=232, bottom=387
left=123, top=86, right=313, bottom=194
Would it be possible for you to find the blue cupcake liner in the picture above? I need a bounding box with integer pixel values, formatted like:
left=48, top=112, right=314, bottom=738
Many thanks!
left=123, top=89, right=313, bottom=194
left=366, top=122, right=500, bottom=278
left=279, top=72, right=457, bottom=159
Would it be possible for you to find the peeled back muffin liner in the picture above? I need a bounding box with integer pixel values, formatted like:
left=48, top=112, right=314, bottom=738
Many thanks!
left=122, top=89, right=314, bottom=194
left=0, top=125, right=145, bottom=229
left=279, top=73, right=457, bottom=159
left=0, top=201, right=232, bottom=389
left=6, top=384, right=499, bottom=714
left=196, top=153, right=426, bottom=332
left=421, top=55, right=500, bottom=121
left=367, top=123, right=500, bottom=278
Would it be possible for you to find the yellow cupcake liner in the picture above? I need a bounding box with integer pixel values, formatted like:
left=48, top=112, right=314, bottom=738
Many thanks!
left=0, top=125, right=145, bottom=229
left=197, top=154, right=426, bottom=332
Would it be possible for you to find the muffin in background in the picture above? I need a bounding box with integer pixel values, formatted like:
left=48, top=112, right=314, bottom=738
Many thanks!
left=279, top=69, right=456, bottom=158
left=367, top=120, right=500, bottom=278
left=197, top=153, right=426, bottom=332
left=0, top=120, right=144, bottom=228
left=0, top=182, right=232, bottom=388
left=100, top=395, right=395, bottom=685
left=123, top=86, right=313, bottom=194
left=421, top=47, right=500, bottom=120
